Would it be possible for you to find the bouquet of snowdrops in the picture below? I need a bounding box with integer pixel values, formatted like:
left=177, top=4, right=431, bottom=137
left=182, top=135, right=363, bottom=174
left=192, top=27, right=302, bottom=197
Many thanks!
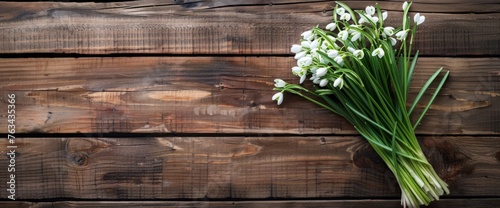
left=272, top=2, right=449, bottom=207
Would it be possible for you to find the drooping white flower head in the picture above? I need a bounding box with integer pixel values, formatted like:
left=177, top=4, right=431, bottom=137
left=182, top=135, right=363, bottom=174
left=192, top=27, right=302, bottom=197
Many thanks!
left=297, top=56, right=313, bottom=67
left=292, top=66, right=302, bottom=75
left=336, top=7, right=346, bottom=15
left=274, top=79, right=287, bottom=88
left=310, top=39, right=320, bottom=50
left=326, top=23, right=337, bottom=31
left=319, top=78, right=329, bottom=87
left=414, top=13, right=425, bottom=25
left=301, top=40, right=311, bottom=48
left=301, top=30, right=314, bottom=41
left=396, top=30, right=409, bottom=40
left=338, top=30, right=349, bottom=41
left=353, top=50, right=364, bottom=59
left=390, top=37, right=397, bottom=46
left=333, top=77, right=344, bottom=89
left=365, top=6, right=376, bottom=16
left=340, top=13, right=351, bottom=21
left=327, top=49, right=339, bottom=58
left=383, top=27, right=395, bottom=36
left=347, top=46, right=356, bottom=53
left=299, top=73, right=307, bottom=84
left=382, top=11, right=388, bottom=20
left=291, top=44, right=302, bottom=53
left=351, top=31, right=361, bottom=42
left=272, top=92, right=284, bottom=105
left=294, top=51, right=307, bottom=60
left=334, top=56, right=344, bottom=66
left=372, top=47, right=385, bottom=58
left=315, top=67, right=328, bottom=77
left=402, top=1, right=409, bottom=11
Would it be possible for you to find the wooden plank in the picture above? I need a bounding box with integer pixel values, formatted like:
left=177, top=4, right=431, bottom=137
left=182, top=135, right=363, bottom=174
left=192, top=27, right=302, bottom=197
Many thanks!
left=1, top=199, right=500, bottom=208
left=0, top=57, right=498, bottom=134
left=0, top=1, right=499, bottom=55
left=0, top=136, right=498, bottom=200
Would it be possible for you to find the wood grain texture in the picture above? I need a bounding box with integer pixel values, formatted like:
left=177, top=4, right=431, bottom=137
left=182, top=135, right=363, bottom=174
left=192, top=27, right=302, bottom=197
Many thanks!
left=0, top=0, right=499, bottom=55
left=1, top=199, right=500, bottom=208
left=0, top=136, right=498, bottom=200
left=0, top=57, right=498, bottom=134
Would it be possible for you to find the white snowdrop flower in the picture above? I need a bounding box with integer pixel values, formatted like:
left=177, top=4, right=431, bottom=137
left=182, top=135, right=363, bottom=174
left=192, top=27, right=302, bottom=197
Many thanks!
left=310, top=67, right=318, bottom=73
left=365, top=6, right=375, bottom=16
left=299, top=73, right=307, bottom=84
left=359, top=17, right=366, bottom=24
left=310, top=39, right=320, bottom=50
left=372, top=47, right=385, bottom=58
left=272, top=92, right=284, bottom=105
left=326, top=23, right=337, bottom=31
left=294, top=51, right=307, bottom=60
left=274, top=79, right=287, bottom=88
left=321, top=41, right=329, bottom=51
left=396, top=30, right=409, bottom=40
left=340, top=13, right=351, bottom=21
left=390, top=37, right=397, bottom=46
left=301, top=30, right=314, bottom=40
left=348, top=47, right=356, bottom=53
left=382, top=11, right=388, bottom=20
left=402, top=1, right=408, bottom=11
left=319, top=79, right=329, bottom=87
left=353, top=49, right=364, bottom=59
left=336, top=7, right=345, bottom=15
left=383, top=27, right=395, bottom=36
left=316, top=67, right=328, bottom=77
left=414, top=13, right=425, bottom=25
left=297, top=56, right=313, bottom=67
left=291, top=44, right=302, bottom=53
left=351, top=31, right=361, bottom=42
left=338, top=30, right=349, bottom=41
left=371, top=16, right=379, bottom=23
left=333, top=77, right=344, bottom=89
left=334, top=56, right=344, bottom=66
left=312, top=77, right=321, bottom=84
left=327, top=50, right=339, bottom=58
left=301, top=40, right=311, bottom=48
left=292, top=66, right=302, bottom=75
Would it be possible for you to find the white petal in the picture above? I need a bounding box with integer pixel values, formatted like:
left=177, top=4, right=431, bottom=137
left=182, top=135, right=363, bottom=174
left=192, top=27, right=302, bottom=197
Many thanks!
left=294, top=51, right=307, bottom=60
left=310, top=39, right=320, bottom=50
left=365, top=6, right=375, bottom=16
left=327, top=50, right=339, bottom=58
left=301, top=40, right=311, bottom=48
left=383, top=27, right=395, bottom=36
left=351, top=32, right=361, bottom=42
left=299, top=74, right=307, bottom=84
left=319, top=79, right=328, bottom=87
left=334, top=56, right=344, bottom=66
left=277, top=94, right=284, bottom=105
left=274, top=79, right=286, bottom=87
left=326, top=23, right=336, bottom=31
left=336, top=8, right=345, bottom=15
left=354, top=50, right=364, bottom=59
left=316, top=67, right=328, bottom=77
left=348, top=47, right=356, bottom=53
left=291, top=44, right=302, bottom=53
left=333, top=77, right=343, bottom=88
left=402, top=1, right=408, bottom=11
left=382, top=11, right=388, bottom=20
left=340, top=13, right=351, bottom=21
left=390, top=37, right=397, bottom=46
left=292, top=66, right=302, bottom=74
left=338, top=30, right=348, bottom=41
left=396, top=30, right=408, bottom=40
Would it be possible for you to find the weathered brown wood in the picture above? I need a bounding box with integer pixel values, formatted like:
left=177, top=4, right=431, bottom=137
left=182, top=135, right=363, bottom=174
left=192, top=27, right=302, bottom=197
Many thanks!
left=0, top=1, right=499, bottom=55
left=2, top=199, right=500, bottom=208
left=0, top=57, right=498, bottom=134
left=0, top=136, right=498, bottom=200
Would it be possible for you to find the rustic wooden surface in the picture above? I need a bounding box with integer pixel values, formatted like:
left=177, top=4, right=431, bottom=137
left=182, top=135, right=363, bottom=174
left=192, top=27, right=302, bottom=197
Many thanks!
left=0, top=136, right=499, bottom=199
left=0, top=0, right=499, bottom=207
left=0, top=57, right=498, bottom=134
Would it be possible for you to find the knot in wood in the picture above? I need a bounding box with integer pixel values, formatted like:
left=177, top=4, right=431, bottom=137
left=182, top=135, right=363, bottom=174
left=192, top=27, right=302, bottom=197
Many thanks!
left=68, top=152, right=88, bottom=167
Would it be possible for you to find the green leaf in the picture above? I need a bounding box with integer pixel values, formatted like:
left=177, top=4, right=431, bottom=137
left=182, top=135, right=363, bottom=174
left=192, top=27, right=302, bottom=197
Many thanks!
left=408, top=67, right=443, bottom=116
left=413, top=70, right=449, bottom=129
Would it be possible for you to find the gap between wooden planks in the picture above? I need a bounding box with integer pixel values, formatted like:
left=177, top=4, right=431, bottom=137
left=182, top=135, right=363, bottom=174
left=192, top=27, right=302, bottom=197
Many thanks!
left=0, top=136, right=498, bottom=200
left=0, top=1, right=499, bottom=55
left=0, top=57, right=498, bottom=134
